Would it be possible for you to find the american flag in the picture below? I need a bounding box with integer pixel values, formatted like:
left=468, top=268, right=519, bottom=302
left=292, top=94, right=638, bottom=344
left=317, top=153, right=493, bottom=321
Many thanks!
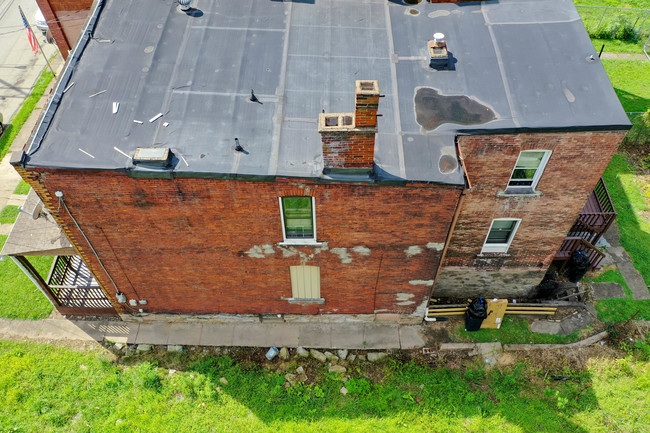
left=19, top=8, right=38, bottom=55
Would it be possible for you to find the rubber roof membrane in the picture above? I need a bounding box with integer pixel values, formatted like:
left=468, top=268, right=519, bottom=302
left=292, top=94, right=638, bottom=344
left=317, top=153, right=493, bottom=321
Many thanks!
left=23, top=0, right=630, bottom=185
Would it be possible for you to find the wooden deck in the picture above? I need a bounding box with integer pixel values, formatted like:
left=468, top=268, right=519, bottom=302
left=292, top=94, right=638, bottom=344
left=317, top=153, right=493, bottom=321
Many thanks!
left=555, top=177, right=616, bottom=270
left=47, top=256, right=118, bottom=316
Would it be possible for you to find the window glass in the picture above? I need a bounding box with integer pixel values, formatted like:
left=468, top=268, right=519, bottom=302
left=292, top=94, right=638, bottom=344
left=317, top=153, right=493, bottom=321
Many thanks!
left=282, top=197, right=313, bottom=239
left=508, top=151, right=547, bottom=188
left=485, top=220, right=517, bottom=244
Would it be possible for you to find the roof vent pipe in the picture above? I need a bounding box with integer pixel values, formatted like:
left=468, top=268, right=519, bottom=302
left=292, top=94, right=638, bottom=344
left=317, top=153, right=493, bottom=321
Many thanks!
left=178, top=0, right=192, bottom=11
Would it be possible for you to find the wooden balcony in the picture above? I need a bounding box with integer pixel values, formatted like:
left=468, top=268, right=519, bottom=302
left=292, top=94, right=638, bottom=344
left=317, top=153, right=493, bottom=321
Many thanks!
left=46, top=256, right=118, bottom=316
left=555, top=177, right=616, bottom=270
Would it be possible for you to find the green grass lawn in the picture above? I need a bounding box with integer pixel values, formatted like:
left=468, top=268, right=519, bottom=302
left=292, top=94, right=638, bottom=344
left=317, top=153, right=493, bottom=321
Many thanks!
left=601, top=59, right=650, bottom=113
left=604, top=155, right=650, bottom=286
left=1, top=340, right=648, bottom=433
left=13, top=180, right=31, bottom=195
left=0, top=205, right=19, bottom=224
left=576, top=0, right=650, bottom=7
left=0, top=69, right=54, bottom=161
left=597, top=155, right=650, bottom=321
left=597, top=298, right=650, bottom=322
left=452, top=317, right=581, bottom=344
left=591, top=38, right=646, bottom=54
left=0, top=236, right=54, bottom=320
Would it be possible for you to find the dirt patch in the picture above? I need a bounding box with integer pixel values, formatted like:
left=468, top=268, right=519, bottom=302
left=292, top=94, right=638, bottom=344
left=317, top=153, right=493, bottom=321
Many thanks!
left=497, top=352, right=516, bottom=367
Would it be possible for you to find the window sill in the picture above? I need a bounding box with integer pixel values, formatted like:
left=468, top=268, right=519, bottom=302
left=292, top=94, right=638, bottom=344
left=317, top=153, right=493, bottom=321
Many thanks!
left=497, top=189, right=542, bottom=198
left=477, top=252, right=511, bottom=257
left=278, top=240, right=325, bottom=247
left=286, top=297, right=325, bottom=305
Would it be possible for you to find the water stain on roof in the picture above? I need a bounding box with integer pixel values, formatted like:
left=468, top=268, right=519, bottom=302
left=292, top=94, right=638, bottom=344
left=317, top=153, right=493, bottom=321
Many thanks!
left=415, top=88, right=496, bottom=131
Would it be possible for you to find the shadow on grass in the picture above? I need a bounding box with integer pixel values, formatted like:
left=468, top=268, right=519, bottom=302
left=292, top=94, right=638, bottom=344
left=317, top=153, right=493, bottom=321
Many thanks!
left=612, top=88, right=650, bottom=114
left=603, top=154, right=650, bottom=288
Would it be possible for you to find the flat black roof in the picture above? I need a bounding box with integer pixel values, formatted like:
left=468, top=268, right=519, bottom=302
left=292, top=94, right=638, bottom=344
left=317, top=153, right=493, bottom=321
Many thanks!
left=23, top=0, right=630, bottom=185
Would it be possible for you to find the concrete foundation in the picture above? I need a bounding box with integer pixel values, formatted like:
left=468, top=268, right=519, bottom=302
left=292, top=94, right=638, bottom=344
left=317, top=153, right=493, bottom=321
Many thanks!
left=434, top=267, right=546, bottom=298
left=120, top=312, right=424, bottom=325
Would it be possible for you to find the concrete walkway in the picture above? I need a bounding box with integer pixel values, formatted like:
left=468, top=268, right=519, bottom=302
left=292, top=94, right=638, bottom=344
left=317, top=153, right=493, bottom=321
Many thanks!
left=602, top=222, right=650, bottom=300
left=0, top=56, right=64, bottom=213
left=0, top=318, right=428, bottom=350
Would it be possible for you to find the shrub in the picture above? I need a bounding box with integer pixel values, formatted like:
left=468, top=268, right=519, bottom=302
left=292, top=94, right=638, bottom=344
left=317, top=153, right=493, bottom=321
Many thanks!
left=622, top=109, right=650, bottom=148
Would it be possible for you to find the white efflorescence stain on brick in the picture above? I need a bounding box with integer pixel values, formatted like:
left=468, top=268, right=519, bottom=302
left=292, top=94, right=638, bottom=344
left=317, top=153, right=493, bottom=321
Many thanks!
left=426, top=242, right=444, bottom=251
left=405, top=245, right=423, bottom=257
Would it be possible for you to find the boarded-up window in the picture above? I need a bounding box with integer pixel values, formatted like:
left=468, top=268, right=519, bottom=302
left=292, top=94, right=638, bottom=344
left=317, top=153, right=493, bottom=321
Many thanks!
left=290, top=265, right=321, bottom=299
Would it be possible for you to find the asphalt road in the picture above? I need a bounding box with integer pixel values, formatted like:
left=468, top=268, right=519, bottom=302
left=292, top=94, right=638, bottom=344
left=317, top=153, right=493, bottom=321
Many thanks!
left=0, top=0, right=59, bottom=123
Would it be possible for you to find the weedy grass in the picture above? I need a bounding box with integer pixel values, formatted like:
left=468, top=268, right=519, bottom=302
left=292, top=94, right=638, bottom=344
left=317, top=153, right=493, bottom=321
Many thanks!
left=1, top=340, right=649, bottom=432
left=0, top=236, right=53, bottom=319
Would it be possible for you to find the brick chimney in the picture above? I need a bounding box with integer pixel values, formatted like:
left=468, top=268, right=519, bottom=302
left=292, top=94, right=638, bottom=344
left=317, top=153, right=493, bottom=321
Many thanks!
left=318, top=80, right=380, bottom=174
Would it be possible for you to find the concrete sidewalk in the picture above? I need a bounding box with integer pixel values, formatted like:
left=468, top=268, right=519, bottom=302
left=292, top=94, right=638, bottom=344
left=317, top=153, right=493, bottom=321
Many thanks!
left=0, top=56, right=64, bottom=213
left=0, top=318, right=428, bottom=350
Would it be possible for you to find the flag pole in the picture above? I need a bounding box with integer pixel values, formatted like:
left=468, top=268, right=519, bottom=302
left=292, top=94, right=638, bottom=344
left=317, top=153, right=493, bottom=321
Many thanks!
left=18, top=6, right=56, bottom=78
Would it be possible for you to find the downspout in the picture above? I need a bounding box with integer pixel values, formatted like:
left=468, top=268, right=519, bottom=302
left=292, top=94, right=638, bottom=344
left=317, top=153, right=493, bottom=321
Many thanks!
left=424, top=139, right=472, bottom=319
left=427, top=191, right=465, bottom=300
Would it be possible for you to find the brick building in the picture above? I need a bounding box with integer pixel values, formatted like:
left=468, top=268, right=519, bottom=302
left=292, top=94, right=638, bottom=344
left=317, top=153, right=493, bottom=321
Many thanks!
left=8, top=0, right=629, bottom=322
left=35, top=0, right=94, bottom=59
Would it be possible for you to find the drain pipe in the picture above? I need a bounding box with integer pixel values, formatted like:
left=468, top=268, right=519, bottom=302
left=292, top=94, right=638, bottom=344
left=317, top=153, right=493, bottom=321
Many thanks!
left=55, top=191, right=125, bottom=303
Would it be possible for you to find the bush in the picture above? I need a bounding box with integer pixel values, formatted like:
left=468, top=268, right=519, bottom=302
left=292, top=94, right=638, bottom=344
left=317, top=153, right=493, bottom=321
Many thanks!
left=589, top=19, right=641, bottom=42
left=622, top=109, right=650, bottom=148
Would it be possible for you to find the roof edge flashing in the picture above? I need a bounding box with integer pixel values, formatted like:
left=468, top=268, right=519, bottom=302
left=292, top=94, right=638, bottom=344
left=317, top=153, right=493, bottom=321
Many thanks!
left=26, top=0, right=107, bottom=158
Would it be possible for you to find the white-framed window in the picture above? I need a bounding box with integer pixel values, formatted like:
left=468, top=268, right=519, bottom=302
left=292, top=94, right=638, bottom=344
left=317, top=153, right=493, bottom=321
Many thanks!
left=506, top=150, right=552, bottom=193
left=481, top=218, right=521, bottom=254
left=279, top=196, right=317, bottom=244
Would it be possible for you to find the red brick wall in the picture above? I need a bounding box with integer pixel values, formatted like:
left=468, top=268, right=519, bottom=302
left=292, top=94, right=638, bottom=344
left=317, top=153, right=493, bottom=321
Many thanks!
left=320, top=131, right=376, bottom=169
left=355, top=91, right=379, bottom=128
left=36, top=0, right=93, bottom=59
left=436, top=130, right=626, bottom=297
left=16, top=168, right=461, bottom=316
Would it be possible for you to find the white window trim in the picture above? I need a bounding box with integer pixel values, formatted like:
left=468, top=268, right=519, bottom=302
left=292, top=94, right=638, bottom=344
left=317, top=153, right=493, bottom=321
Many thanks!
left=480, top=218, right=521, bottom=254
left=505, top=150, right=552, bottom=194
left=278, top=196, right=319, bottom=245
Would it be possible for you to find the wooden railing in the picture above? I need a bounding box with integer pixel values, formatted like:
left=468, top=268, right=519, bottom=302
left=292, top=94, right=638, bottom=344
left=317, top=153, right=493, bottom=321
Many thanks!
left=555, top=236, right=606, bottom=270
left=46, top=256, right=117, bottom=316
left=47, top=255, right=73, bottom=287
left=567, top=177, right=617, bottom=246
left=593, top=177, right=616, bottom=214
